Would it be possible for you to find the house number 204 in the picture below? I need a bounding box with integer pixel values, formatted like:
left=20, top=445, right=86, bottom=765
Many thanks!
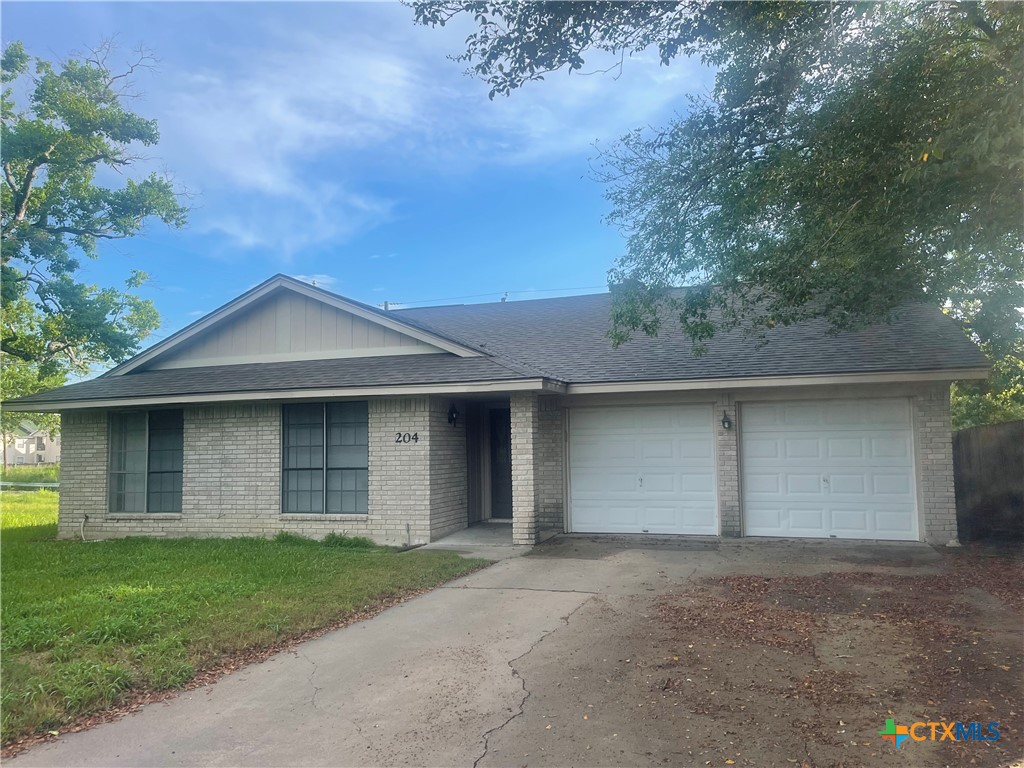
left=395, top=432, right=420, bottom=444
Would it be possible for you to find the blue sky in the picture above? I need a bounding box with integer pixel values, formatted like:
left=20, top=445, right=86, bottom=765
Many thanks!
left=3, top=1, right=712, bottom=363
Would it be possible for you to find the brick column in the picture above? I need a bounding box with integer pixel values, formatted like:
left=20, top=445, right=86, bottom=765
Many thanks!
left=915, top=384, right=958, bottom=545
left=715, top=393, right=742, bottom=537
left=510, top=392, right=540, bottom=545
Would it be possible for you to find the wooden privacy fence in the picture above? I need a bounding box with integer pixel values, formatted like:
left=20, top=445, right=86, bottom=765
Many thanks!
left=953, top=420, right=1024, bottom=542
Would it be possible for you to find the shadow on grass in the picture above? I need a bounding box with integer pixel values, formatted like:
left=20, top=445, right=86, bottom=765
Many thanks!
left=1, top=524, right=58, bottom=545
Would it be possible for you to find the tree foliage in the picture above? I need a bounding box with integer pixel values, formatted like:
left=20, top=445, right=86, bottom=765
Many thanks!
left=951, top=341, right=1024, bottom=429
left=1, top=40, right=185, bottom=408
left=415, top=1, right=1023, bottom=425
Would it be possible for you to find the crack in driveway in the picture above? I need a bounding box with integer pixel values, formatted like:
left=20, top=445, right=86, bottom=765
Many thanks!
left=297, top=650, right=323, bottom=711
left=472, top=595, right=596, bottom=768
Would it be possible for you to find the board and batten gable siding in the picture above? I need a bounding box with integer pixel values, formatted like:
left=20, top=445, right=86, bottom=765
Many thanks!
left=57, top=397, right=467, bottom=546
left=146, top=291, right=442, bottom=370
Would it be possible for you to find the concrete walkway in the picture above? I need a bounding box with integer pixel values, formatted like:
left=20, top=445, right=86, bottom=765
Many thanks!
left=11, top=537, right=942, bottom=767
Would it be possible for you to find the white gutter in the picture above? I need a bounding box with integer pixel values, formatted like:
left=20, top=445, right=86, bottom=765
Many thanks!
left=5, top=378, right=567, bottom=412
left=562, top=368, right=990, bottom=395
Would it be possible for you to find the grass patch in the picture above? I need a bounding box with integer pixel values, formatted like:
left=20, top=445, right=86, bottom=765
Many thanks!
left=1, top=490, right=58, bottom=543
left=1, top=465, right=60, bottom=484
left=1, top=492, right=485, bottom=744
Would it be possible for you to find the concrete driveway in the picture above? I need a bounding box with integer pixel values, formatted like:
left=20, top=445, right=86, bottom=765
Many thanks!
left=11, top=536, right=951, bottom=767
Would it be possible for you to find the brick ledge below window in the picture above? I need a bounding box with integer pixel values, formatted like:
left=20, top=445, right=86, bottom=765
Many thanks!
left=107, top=513, right=183, bottom=521
left=279, top=514, right=370, bottom=522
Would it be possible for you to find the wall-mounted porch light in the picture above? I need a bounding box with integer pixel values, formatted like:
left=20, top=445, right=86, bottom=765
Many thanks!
left=721, top=410, right=733, bottom=430
left=447, top=404, right=460, bottom=428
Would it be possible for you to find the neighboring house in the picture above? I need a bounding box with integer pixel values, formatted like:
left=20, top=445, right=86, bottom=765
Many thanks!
left=4, top=275, right=989, bottom=546
left=3, top=421, right=61, bottom=466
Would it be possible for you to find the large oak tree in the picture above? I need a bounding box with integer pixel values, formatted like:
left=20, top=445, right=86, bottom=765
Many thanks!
left=1, top=41, right=187, bottom=440
left=415, top=1, right=1024, bottom=426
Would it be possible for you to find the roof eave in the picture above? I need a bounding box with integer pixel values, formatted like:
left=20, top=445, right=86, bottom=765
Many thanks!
left=2, top=378, right=566, bottom=412
left=562, top=367, right=991, bottom=394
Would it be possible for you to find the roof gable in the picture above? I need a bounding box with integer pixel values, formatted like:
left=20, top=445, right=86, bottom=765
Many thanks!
left=110, top=276, right=482, bottom=376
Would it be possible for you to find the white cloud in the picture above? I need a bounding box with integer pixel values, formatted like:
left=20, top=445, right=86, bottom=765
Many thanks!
left=151, top=4, right=712, bottom=258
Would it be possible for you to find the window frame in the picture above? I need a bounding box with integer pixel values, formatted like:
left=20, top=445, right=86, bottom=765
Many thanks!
left=107, top=409, right=184, bottom=514
left=281, top=402, right=368, bottom=516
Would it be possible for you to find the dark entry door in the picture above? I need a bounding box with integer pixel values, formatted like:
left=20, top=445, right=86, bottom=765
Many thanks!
left=489, top=408, right=513, bottom=519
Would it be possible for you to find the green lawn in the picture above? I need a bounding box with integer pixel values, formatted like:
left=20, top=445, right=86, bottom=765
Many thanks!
left=0, top=464, right=60, bottom=485
left=0, top=491, right=484, bottom=744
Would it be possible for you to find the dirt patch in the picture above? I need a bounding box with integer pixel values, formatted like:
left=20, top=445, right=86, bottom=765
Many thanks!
left=653, top=549, right=1023, bottom=767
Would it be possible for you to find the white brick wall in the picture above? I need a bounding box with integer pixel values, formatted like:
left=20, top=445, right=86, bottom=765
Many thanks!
left=536, top=396, right=565, bottom=532
left=510, top=392, right=540, bottom=544
left=714, top=393, right=741, bottom=537
left=57, top=384, right=961, bottom=547
left=57, top=411, right=108, bottom=540
left=428, top=397, right=469, bottom=540
left=367, top=397, right=431, bottom=545
left=58, top=397, right=465, bottom=546
left=914, top=384, right=958, bottom=545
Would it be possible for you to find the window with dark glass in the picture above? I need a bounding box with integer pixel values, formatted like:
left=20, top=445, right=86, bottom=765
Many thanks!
left=283, top=402, right=368, bottom=514
left=108, top=410, right=184, bottom=514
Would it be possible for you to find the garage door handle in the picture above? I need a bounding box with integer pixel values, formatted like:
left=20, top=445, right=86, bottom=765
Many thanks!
left=638, top=476, right=643, bottom=487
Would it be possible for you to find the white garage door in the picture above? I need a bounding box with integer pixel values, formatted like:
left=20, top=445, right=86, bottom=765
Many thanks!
left=569, top=405, right=717, bottom=535
left=741, top=399, right=918, bottom=541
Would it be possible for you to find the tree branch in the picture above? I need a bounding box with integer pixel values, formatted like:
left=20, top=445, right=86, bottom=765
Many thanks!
left=39, top=225, right=127, bottom=240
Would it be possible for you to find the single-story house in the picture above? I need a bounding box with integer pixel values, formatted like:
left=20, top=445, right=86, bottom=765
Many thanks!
left=4, top=275, right=988, bottom=546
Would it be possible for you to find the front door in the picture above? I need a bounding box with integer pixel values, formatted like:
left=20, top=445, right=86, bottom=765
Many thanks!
left=489, top=408, right=513, bottom=519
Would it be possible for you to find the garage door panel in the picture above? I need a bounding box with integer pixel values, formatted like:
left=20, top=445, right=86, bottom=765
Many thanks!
left=827, top=438, right=864, bottom=458
left=747, top=400, right=913, bottom=433
left=678, top=438, right=713, bottom=458
left=831, top=508, right=870, bottom=532
left=788, top=507, right=827, bottom=532
left=744, top=506, right=783, bottom=532
left=570, top=405, right=717, bottom=535
left=870, top=436, right=911, bottom=459
left=784, top=438, right=821, bottom=459
left=682, top=504, right=718, bottom=532
left=572, top=504, right=641, bottom=533
left=571, top=470, right=637, bottom=495
left=642, top=472, right=677, bottom=493
left=681, top=472, right=715, bottom=493
left=744, top=473, right=781, bottom=494
left=875, top=508, right=916, bottom=534
left=641, top=440, right=674, bottom=460
left=828, top=474, right=865, bottom=495
left=872, top=473, right=913, bottom=496
left=787, top=474, right=823, bottom=494
left=741, top=399, right=918, bottom=541
left=744, top=437, right=780, bottom=459
left=782, top=404, right=822, bottom=426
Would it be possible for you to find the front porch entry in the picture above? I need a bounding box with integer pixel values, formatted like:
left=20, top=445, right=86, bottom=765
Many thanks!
left=465, top=400, right=513, bottom=523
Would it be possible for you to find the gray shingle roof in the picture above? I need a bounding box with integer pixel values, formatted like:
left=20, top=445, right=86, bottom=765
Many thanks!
left=397, top=293, right=988, bottom=383
left=6, top=354, right=531, bottom=407
left=4, top=290, right=987, bottom=409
